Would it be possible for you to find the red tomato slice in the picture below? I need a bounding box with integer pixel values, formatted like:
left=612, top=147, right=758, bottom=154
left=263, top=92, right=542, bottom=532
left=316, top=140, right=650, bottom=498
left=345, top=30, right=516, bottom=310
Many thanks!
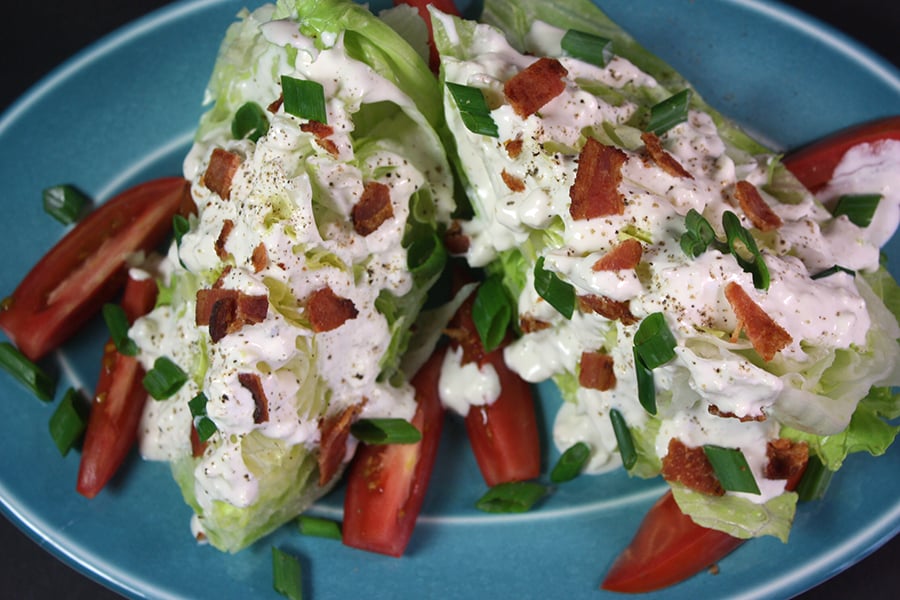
left=76, top=274, right=158, bottom=498
left=342, top=346, right=447, bottom=557
left=782, top=115, right=900, bottom=193
left=0, top=177, right=192, bottom=361
left=393, top=0, right=461, bottom=72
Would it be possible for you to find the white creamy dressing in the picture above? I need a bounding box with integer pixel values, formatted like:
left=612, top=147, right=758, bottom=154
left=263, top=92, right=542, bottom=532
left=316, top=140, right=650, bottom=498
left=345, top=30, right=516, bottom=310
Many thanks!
left=132, top=7, right=450, bottom=516
left=441, top=16, right=900, bottom=502
left=438, top=345, right=501, bottom=417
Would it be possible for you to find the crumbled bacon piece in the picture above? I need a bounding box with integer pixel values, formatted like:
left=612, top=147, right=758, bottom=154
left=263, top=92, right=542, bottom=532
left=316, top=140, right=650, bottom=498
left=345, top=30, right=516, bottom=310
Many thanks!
left=215, top=219, right=234, bottom=260
left=501, top=169, right=526, bottom=192
left=579, top=351, right=616, bottom=391
left=202, top=148, right=242, bottom=200
left=519, top=316, right=552, bottom=334
left=307, top=286, right=358, bottom=332
left=251, top=242, right=268, bottom=273
left=578, top=294, right=638, bottom=325
left=735, top=180, right=783, bottom=232
left=504, top=57, right=568, bottom=118
left=724, top=282, right=792, bottom=361
left=352, top=181, right=393, bottom=236
left=208, top=294, right=237, bottom=343
left=661, top=438, right=725, bottom=496
left=238, top=372, right=269, bottom=424
left=569, top=138, right=627, bottom=220
left=212, top=266, right=231, bottom=289
left=505, top=138, right=524, bottom=159
left=196, top=288, right=268, bottom=342
left=317, top=402, right=364, bottom=485
left=641, top=132, right=693, bottom=179
left=444, top=220, right=470, bottom=255
left=301, top=121, right=339, bottom=157
left=267, top=94, right=283, bottom=113
left=592, top=238, right=643, bottom=271
left=708, top=404, right=767, bottom=422
left=764, top=438, right=809, bottom=481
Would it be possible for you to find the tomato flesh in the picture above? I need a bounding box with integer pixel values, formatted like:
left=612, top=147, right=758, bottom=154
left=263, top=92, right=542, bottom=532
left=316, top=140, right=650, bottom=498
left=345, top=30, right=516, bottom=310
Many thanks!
left=393, top=0, right=461, bottom=72
left=342, top=346, right=446, bottom=556
left=0, top=177, right=191, bottom=361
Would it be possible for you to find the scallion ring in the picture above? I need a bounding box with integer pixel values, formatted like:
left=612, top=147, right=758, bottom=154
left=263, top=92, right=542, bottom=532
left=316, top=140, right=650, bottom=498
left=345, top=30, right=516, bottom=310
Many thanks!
left=350, top=418, right=422, bottom=445
left=703, top=444, right=761, bottom=494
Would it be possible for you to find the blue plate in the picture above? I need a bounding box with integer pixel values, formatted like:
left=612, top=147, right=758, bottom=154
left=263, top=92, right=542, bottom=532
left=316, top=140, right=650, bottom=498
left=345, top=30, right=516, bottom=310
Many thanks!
left=0, top=1, right=898, bottom=598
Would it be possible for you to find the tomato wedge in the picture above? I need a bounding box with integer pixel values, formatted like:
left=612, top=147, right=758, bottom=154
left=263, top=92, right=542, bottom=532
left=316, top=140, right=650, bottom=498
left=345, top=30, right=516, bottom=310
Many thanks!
left=0, top=177, right=192, bottom=361
left=782, top=115, right=900, bottom=193
left=393, top=0, right=461, bottom=72
left=76, top=274, right=158, bottom=498
left=342, top=346, right=447, bottom=557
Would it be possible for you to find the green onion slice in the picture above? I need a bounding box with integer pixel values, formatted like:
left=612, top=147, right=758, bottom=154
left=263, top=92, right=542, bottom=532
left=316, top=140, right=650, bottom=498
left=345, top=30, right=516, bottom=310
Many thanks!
left=297, top=515, right=342, bottom=540
left=609, top=409, right=637, bottom=470
left=272, top=547, right=304, bottom=600
left=232, top=101, right=270, bottom=142
left=472, top=274, right=513, bottom=352
left=832, top=193, right=881, bottom=227
left=196, top=416, right=218, bottom=442
left=0, top=342, right=56, bottom=402
left=475, top=481, right=548, bottom=513
left=722, top=211, right=770, bottom=290
left=42, top=184, right=89, bottom=225
left=173, top=214, right=190, bottom=246
left=188, top=392, right=209, bottom=418
left=350, top=418, right=422, bottom=445
left=633, top=312, right=676, bottom=369
left=102, top=303, right=137, bottom=356
left=282, top=75, right=327, bottom=124
left=680, top=208, right=720, bottom=257
left=795, top=454, right=834, bottom=502
left=646, top=89, right=692, bottom=135
left=446, top=82, right=499, bottom=138
left=811, top=265, right=856, bottom=280
left=142, top=356, right=188, bottom=400
left=561, top=29, right=613, bottom=67
left=48, top=388, right=88, bottom=456
left=534, top=256, right=575, bottom=319
left=550, top=441, right=591, bottom=483
left=703, top=445, right=761, bottom=494
left=633, top=348, right=657, bottom=415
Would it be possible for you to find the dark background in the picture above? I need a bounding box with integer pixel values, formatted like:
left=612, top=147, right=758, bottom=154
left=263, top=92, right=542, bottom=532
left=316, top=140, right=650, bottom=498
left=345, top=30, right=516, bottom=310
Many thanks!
left=1, top=1, right=898, bottom=598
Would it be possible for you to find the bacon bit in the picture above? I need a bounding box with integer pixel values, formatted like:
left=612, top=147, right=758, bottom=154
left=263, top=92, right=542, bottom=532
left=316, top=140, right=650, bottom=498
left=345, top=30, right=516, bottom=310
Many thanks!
left=505, top=138, right=524, bottom=159
left=238, top=372, right=269, bottom=424
left=661, top=438, right=725, bottom=496
left=579, top=351, right=616, bottom=391
left=267, top=94, right=283, bottom=113
left=196, top=288, right=269, bottom=341
left=301, top=121, right=339, bottom=157
left=212, top=266, right=232, bottom=289
left=569, top=138, right=627, bottom=220
left=317, top=402, right=364, bottom=485
left=501, top=169, right=526, bottom=192
left=444, top=220, right=470, bottom=255
left=202, top=148, right=242, bottom=200
left=208, top=294, right=238, bottom=343
left=592, top=238, right=643, bottom=271
left=764, top=438, right=809, bottom=481
left=578, top=294, right=638, bottom=325
left=307, top=286, right=358, bottom=332
left=504, top=57, right=568, bottom=118
left=735, top=180, right=783, bottom=232
left=352, top=181, right=394, bottom=236
left=519, top=316, right=552, bottom=334
left=724, top=282, right=792, bottom=361
left=708, top=404, right=767, bottom=422
left=641, top=132, right=693, bottom=179
left=190, top=423, right=207, bottom=458
left=215, top=219, right=234, bottom=260
left=251, top=242, right=268, bottom=273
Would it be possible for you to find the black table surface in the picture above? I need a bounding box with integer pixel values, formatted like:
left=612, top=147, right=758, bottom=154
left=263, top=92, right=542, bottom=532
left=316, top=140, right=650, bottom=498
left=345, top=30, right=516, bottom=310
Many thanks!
left=2, top=1, right=898, bottom=599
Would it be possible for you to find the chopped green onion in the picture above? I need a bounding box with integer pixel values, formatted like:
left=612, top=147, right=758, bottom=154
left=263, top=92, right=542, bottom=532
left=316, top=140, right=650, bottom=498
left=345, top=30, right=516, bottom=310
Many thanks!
left=795, top=454, right=834, bottom=502
left=609, top=409, right=637, bottom=470
left=646, top=89, right=692, bottom=135
left=173, top=214, right=190, bottom=246
left=282, top=75, right=327, bottom=124
left=272, top=547, right=304, bottom=600
left=633, top=348, right=657, bottom=415
left=350, top=418, right=422, bottom=445
left=703, top=445, right=760, bottom=494
left=475, top=481, right=548, bottom=513
left=0, top=342, right=56, bottom=402
left=811, top=265, right=856, bottom=280
left=42, top=184, right=90, bottom=225
left=142, top=356, right=188, bottom=400
left=832, top=193, right=881, bottom=227
left=550, top=441, right=591, bottom=483
left=472, top=274, right=513, bottom=352
left=48, top=388, right=88, bottom=456
left=188, top=392, right=208, bottom=418
left=722, top=211, right=770, bottom=290
left=534, top=256, right=575, bottom=319
left=633, top=312, right=676, bottom=369
left=102, top=303, right=137, bottom=356
left=196, top=416, right=218, bottom=442
left=561, top=29, right=613, bottom=67
left=232, top=101, right=270, bottom=142
left=446, top=82, right=499, bottom=138
left=680, top=208, right=720, bottom=258
left=297, top=515, right=342, bottom=540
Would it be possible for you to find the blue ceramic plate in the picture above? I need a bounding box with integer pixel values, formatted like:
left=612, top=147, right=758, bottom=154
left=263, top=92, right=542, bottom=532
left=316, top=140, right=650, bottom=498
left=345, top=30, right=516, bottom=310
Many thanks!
left=1, top=1, right=898, bottom=598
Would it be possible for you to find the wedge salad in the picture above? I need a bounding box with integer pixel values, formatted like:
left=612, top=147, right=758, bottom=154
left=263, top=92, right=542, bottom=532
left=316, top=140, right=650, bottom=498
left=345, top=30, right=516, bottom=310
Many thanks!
left=1, top=0, right=899, bottom=597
